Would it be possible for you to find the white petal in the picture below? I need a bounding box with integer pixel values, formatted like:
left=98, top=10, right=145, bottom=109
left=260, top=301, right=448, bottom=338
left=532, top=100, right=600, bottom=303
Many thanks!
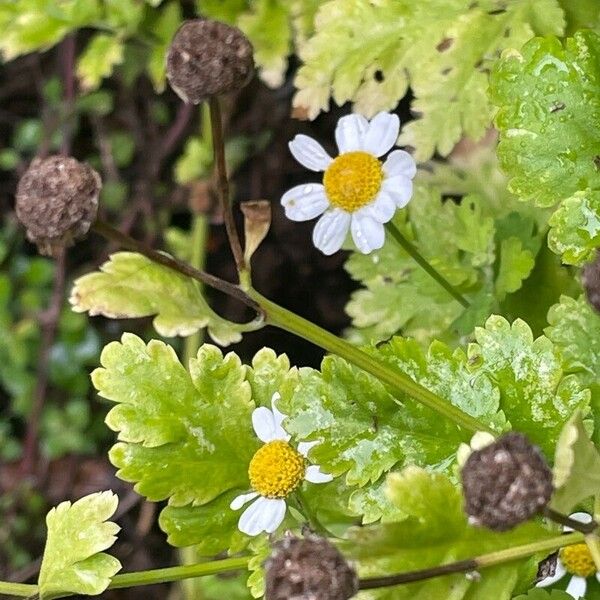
left=536, top=560, right=566, bottom=587
left=471, top=431, right=496, bottom=451
left=350, top=213, right=385, bottom=254
left=335, top=114, right=369, bottom=153
left=289, top=135, right=333, bottom=172
left=305, top=464, right=334, bottom=484
left=456, top=443, right=472, bottom=468
left=564, top=512, right=594, bottom=532
left=312, top=209, right=351, bottom=255
left=362, top=112, right=400, bottom=157
left=238, top=496, right=286, bottom=536
left=252, top=407, right=279, bottom=443
left=382, top=175, right=413, bottom=208
left=383, top=149, right=417, bottom=179
left=230, top=491, right=259, bottom=511
left=565, top=575, right=587, bottom=599
left=298, top=440, right=318, bottom=457
left=270, top=394, right=289, bottom=441
left=281, top=184, right=329, bottom=221
left=361, top=191, right=396, bottom=223
left=596, top=571, right=600, bottom=583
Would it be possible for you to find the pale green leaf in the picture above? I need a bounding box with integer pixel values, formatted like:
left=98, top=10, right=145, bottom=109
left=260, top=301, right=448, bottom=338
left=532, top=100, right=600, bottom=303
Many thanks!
left=491, top=31, right=600, bottom=208
left=551, top=411, right=600, bottom=513
left=496, top=237, right=535, bottom=298
left=514, top=590, right=575, bottom=600
left=38, top=491, right=121, bottom=600
left=196, top=0, right=249, bottom=23
left=295, top=0, right=563, bottom=160
left=467, top=316, right=590, bottom=456
left=70, top=252, right=259, bottom=345
left=77, top=34, right=124, bottom=91
left=147, top=2, right=182, bottom=92
left=548, top=190, right=600, bottom=266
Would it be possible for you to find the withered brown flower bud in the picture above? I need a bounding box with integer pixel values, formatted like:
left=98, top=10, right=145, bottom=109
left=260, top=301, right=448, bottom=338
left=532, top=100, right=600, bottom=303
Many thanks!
left=461, top=432, right=553, bottom=531
left=265, top=535, right=358, bottom=600
left=15, top=156, right=101, bottom=257
left=583, top=252, right=600, bottom=313
left=166, top=19, right=254, bottom=104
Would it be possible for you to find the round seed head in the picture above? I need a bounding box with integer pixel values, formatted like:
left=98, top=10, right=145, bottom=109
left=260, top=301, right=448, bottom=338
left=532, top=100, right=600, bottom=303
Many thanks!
left=166, top=19, right=254, bottom=104
left=583, top=252, right=600, bottom=313
left=265, top=535, right=358, bottom=600
left=461, top=432, right=553, bottom=531
left=15, top=156, right=101, bottom=257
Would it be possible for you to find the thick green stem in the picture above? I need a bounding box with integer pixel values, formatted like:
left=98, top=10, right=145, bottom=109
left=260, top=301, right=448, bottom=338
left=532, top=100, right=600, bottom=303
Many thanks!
left=360, top=531, right=584, bottom=590
left=0, top=581, right=38, bottom=598
left=108, top=556, right=249, bottom=590
left=247, top=288, right=493, bottom=435
left=385, top=222, right=470, bottom=308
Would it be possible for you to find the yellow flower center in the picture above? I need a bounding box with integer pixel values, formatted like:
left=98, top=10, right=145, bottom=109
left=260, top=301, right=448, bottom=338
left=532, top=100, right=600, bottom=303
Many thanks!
left=323, top=151, right=383, bottom=212
left=560, top=543, right=597, bottom=578
left=248, top=440, right=306, bottom=498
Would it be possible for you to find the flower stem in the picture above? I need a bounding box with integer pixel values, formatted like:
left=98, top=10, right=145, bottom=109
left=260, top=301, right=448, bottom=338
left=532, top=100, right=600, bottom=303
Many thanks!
left=385, top=222, right=470, bottom=308
left=359, top=531, right=584, bottom=590
left=247, top=288, right=493, bottom=435
left=208, top=96, right=246, bottom=277
left=0, top=581, right=38, bottom=598
left=585, top=534, right=600, bottom=572
left=108, top=556, right=249, bottom=591
left=543, top=507, right=597, bottom=534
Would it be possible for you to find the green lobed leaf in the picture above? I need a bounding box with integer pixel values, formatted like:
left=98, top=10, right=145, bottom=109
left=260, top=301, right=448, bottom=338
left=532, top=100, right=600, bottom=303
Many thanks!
left=347, top=467, right=556, bottom=600
left=514, top=590, right=575, bottom=600
left=146, top=1, right=182, bottom=92
left=77, top=33, right=124, bottom=91
left=38, top=491, right=121, bottom=599
left=294, top=0, right=563, bottom=160
left=467, top=315, right=590, bottom=456
left=70, top=252, right=259, bottom=345
left=551, top=411, right=600, bottom=513
left=490, top=31, right=600, bottom=249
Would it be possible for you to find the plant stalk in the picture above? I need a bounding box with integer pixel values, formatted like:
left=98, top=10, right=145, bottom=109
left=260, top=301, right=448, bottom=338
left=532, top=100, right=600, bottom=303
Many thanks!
left=0, top=581, right=38, bottom=598
left=543, top=507, right=597, bottom=534
left=247, top=288, right=493, bottom=435
left=385, top=222, right=470, bottom=308
left=359, top=531, right=584, bottom=590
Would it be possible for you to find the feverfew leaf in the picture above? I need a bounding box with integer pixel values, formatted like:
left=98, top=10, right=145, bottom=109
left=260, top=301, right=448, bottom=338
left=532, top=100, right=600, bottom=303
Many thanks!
left=70, top=252, right=259, bottom=345
left=345, top=468, right=555, bottom=600
left=146, top=1, right=182, bottom=91
left=548, top=190, right=600, bottom=266
left=467, top=316, right=589, bottom=456
left=294, top=0, right=563, bottom=160
left=551, top=411, right=600, bottom=513
left=514, top=589, right=576, bottom=600
left=491, top=31, right=600, bottom=207
left=38, top=491, right=121, bottom=599
left=496, top=237, right=535, bottom=299
left=77, top=33, right=124, bottom=91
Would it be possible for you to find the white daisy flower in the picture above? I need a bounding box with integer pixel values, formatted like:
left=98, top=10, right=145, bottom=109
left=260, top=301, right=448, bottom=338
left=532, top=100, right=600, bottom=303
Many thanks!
left=456, top=431, right=496, bottom=467
left=230, top=394, right=333, bottom=536
left=281, top=112, right=416, bottom=255
left=537, top=512, right=599, bottom=598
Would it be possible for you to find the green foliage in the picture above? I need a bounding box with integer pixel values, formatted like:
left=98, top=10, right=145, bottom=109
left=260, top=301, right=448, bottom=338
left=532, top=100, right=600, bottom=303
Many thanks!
left=491, top=31, right=600, bottom=264
left=551, top=411, right=600, bottom=513
left=513, top=589, right=574, bottom=600
left=345, top=467, right=555, bottom=600
left=344, top=147, right=561, bottom=346
left=70, top=252, right=259, bottom=345
left=38, top=491, right=121, bottom=599
left=294, top=0, right=564, bottom=160
left=77, top=33, right=125, bottom=91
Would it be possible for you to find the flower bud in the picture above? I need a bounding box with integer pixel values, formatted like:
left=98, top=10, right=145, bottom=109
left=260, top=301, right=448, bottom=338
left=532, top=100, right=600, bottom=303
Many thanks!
left=166, top=19, right=254, bottom=104
left=265, top=535, right=358, bottom=600
left=583, top=252, right=600, bottom=313
left=15, top=156, right=101, bottom=257
left=461, top=432, right=553, bottom=531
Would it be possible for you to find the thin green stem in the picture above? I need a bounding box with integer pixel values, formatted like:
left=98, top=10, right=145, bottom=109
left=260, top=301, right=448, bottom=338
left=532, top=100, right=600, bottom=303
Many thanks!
left=108, top=556, right=250, bottom=590
left=247, top=288, right=493, bottom=435
left=385, top=222, right=470, bottom=308
left=0, top=581, right=38, bottom=598
left=359, top=531, right=584, bottom=590
left=294, top=490, right=332, bottom=538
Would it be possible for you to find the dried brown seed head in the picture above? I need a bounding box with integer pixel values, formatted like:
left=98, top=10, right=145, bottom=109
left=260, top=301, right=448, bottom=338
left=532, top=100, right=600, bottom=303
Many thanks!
left=166, top=19, right=254, bottom=104
left=265, top=535, right=358, bottom=600
left=15, top=156, right=101, bottom=257
left=461, top=432, right=553, bottom=531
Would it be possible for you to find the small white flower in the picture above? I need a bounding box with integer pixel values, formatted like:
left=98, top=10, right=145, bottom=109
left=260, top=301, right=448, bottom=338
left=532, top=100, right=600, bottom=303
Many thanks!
left=230, top=394, right=333, bottom=536
left=456, top=431, right=496, bottom=467
left=281, top=112, right=416, bottom=255
left=537, top=512, right=599, bottom=598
